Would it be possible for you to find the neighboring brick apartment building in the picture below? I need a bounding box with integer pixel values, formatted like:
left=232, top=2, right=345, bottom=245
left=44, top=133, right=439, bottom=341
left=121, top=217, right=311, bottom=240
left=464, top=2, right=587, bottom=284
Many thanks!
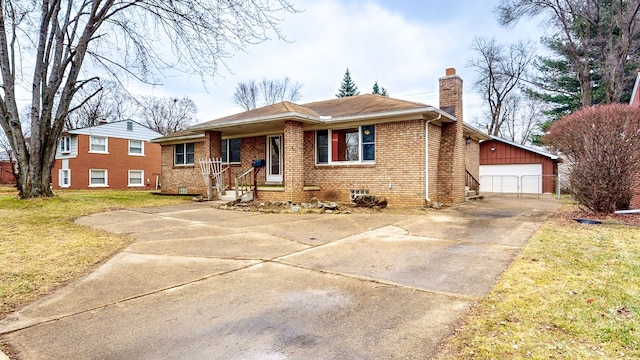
left=152, top=68, right=489, bottom=206
left=0, top=150, right=16, bottom=185
left=52, top=120, right=162, bottom=190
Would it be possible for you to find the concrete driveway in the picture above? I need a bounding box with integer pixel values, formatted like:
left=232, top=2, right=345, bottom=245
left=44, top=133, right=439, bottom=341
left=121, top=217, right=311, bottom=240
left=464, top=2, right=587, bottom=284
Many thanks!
left=0, top=196, right=560, bottom=359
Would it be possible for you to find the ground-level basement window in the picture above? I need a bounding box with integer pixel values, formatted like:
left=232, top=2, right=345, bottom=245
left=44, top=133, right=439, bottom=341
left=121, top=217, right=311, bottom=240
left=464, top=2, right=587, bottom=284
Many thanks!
left=316, top=125, right=375, bottom=164
left=350, top=189, right=370, bottom=201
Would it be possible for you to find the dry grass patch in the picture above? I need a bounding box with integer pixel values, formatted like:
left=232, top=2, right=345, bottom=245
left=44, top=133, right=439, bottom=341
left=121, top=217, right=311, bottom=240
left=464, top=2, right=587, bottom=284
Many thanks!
left=0, top=189, right=191, bottom=318
left=437, top=202, right=640, bottom=359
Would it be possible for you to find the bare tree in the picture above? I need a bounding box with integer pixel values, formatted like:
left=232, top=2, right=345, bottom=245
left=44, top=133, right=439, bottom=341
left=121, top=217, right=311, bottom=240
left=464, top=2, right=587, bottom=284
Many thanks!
left=468, top=37, right=536, bottom=137
left=0, top=0, right=298, bottom=198
left=259, top=77, right=302, bottom=104
left=500, top=94, right=547, bottom=144
left=65, top=80, right=138, bottom=129
left=233, top=81, right=258, bottom=111
left=139, top=96, right=197, bottom=135
left=496, top=0, right=640, bottom=106
left=234, top=77, right=302, bottom=110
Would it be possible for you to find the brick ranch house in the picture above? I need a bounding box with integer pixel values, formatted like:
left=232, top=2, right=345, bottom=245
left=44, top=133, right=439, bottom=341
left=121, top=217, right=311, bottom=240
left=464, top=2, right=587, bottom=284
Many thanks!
left=152, top=68, right=490, bottom=206
left=51, top=120, right=162, bottom=190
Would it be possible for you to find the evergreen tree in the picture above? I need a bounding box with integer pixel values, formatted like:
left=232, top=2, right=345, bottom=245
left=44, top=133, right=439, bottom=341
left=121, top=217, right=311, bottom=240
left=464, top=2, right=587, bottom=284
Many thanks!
left=372, top=81, right=389, bottom=96
left=336, top=68, right=360, bottom=97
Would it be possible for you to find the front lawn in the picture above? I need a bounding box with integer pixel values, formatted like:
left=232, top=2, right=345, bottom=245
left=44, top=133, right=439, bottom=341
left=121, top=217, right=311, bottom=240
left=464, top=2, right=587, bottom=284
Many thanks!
left=0, top=189, right=191, bottom=319
left=437, top=202, right=640, bottom=359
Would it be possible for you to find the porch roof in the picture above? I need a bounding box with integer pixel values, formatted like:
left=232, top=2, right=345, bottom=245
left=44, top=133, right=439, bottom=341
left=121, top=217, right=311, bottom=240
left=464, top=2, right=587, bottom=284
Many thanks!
left=185, top=94, right=455, bottom=137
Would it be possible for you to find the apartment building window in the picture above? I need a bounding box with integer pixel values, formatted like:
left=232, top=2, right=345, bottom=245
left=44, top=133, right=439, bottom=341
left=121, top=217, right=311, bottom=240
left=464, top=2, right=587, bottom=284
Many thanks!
left=128, top=170, right=144, bottom=186
left=59, top=136, right=71, bottom=154
left=129, top=140, right=144, bottom=155
left=89, top=169, right=108, bottom=187
left=90, top=136, right=108, bottom=153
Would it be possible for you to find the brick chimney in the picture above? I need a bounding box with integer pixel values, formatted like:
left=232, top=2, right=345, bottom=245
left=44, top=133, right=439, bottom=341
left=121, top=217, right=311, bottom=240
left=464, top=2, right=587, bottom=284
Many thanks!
left=437, top=68, right=465, bottom=204
left=439, top=67, right=463, bottom=121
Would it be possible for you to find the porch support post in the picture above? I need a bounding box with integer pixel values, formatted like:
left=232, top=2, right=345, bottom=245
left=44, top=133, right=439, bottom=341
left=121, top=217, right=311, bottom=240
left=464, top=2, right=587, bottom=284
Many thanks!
left=205, top=131, right=222, bottom=158
left=283, top=120, right=304, bottom=201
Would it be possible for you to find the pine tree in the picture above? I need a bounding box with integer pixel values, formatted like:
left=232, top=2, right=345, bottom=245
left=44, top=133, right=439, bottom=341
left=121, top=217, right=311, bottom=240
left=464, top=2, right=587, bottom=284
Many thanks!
left=372, top=80, right=389, bottom=96
left=336, top=68, right=360, bottom=97
left=372, top=81, right=380, bottom=94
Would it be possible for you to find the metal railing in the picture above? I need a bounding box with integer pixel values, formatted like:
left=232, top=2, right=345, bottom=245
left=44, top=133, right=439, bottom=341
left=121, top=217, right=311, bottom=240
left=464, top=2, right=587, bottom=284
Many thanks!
left=233, top=167, right=255, bottom=201
left=466, top=169, right=480, bottom=193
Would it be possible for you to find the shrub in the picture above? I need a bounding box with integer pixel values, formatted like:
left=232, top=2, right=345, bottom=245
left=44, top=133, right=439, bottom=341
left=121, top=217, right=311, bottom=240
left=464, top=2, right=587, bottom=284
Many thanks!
left=545, top=103, right=640, bottom=213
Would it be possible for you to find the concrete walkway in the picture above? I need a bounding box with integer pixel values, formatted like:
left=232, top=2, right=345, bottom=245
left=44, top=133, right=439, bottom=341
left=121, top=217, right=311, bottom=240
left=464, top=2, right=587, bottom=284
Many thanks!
left=0, top=196, right=560, bottom=359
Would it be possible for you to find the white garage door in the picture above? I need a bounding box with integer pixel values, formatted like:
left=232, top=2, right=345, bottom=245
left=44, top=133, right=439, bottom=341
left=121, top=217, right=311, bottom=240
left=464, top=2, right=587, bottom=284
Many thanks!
left=479, top=164, right=543, bottom=194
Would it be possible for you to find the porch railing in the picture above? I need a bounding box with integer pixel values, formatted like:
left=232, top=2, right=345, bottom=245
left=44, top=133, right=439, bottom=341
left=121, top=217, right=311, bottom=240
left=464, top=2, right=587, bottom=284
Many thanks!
left=466, top=169, right=480, bottom=193
left=233, top=167, right=255, bottom=201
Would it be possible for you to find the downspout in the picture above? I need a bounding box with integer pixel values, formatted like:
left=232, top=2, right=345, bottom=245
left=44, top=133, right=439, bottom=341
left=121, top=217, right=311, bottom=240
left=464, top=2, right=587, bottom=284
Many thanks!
left=425, top=114, right=441, bottom=203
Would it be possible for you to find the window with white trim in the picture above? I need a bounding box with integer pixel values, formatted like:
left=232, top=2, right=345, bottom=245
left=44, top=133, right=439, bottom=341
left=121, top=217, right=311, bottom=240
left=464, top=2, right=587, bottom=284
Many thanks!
left=90, top=136, right=108, bottom=153
left=221, top=138, right=241, bottom=163
left=129, top=140, right=144, bottom=155
left=128, top=170, right=144, bottom=186
left=59, top=136, right=71, bottom=154
left=59, top=169, right=71, bottom=188
left=89, top=169, right=108, bottom=187
left=174, top=143, right=195, bottom=165
left=316, top=125, right=375, bottom=164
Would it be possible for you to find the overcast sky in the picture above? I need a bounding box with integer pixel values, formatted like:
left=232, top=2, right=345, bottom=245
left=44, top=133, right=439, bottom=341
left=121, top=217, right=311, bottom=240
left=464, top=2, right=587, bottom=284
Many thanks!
left=129, top=0, right=547, bottom=127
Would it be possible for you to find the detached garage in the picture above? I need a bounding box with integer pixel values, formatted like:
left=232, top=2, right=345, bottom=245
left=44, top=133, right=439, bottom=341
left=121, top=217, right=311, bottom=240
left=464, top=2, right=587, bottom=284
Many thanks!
left=479, top=136, right=559, bottom=194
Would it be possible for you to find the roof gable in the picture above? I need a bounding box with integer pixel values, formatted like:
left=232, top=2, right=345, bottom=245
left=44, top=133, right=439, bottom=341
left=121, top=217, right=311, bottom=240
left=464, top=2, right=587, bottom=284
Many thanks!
left=483, top=136, right=558, bottom=160
left=67, top=120, right=162, bottom=141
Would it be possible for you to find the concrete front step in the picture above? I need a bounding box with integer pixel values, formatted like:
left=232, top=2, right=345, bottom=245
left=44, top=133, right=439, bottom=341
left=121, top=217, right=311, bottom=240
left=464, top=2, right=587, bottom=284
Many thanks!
left=219, top=189, right=253, bottom=202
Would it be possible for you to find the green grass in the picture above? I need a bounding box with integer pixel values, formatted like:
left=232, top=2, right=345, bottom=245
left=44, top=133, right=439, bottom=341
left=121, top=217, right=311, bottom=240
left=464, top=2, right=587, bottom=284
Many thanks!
left=0, top=189, right=191, bottom=318
left=437, top=203, right=640, bottom=359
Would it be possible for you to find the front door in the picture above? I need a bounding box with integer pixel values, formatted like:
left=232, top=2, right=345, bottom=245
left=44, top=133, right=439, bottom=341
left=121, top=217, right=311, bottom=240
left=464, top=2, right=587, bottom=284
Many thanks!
left=267, top=135, right=283, bottom=183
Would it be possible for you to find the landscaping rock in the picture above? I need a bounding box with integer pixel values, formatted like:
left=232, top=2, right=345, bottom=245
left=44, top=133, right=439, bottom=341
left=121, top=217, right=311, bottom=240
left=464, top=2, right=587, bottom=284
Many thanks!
left=324, top=202, right=338, bottom=210
left=353, top=195, right=387, bottom=209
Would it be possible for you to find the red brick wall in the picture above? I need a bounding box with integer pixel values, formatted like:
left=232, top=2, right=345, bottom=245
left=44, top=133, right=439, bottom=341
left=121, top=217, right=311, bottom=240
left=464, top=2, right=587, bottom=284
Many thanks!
left=0, top=161, right=15, bottom=184
left=52, top=135, right=161, bottom=190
